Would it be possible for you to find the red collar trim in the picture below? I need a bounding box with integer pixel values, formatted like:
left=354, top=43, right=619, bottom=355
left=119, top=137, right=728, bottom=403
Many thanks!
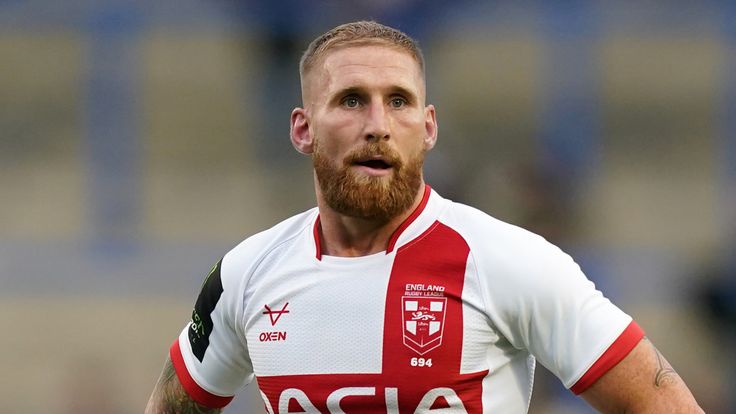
left=386, top=184, right=431, bottom=253
left=313, top=215, right=323, bottom=260
left=313, top=184, right=432, bottom=260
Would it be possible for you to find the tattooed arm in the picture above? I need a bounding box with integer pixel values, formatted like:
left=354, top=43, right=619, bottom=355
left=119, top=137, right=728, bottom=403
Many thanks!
left=581, top=337, right=704, bottom=413
left=145, top=356, right=222, bottom=414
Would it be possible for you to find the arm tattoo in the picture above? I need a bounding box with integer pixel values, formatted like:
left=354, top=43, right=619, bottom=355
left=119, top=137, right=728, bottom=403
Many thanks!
left=161, top=359, right=178, bottom=383
left=650, top=341, right=678, bottom=388
left=149, top=358, right=223, bottom=414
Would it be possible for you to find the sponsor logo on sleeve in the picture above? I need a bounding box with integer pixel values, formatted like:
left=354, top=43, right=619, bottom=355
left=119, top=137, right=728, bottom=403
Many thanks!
left=188, top=259, right=224, bottom=362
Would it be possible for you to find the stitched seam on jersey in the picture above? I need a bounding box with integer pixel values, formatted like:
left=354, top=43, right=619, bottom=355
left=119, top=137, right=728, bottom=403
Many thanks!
left=234, top=267, right=248, bottom=350
left=439, top=204, right=517, bottom=348
left=395, top=220, right=440, bottom=253
left=396, top=194, right=449, bottom=253
left=465, top=245, right=494, bottom=333
left=433, top=203, right=495, bottom=330
left=461, top=231, right=520, bottom=352
left=387, top=184, right=432, bottom=252
left=233, top=263, right=253, bottom=373
left=468, top=230, right=528, bottom=352
left=212, top=251, right=249, bottom=360
left=237, top=216, right=316, bottom=340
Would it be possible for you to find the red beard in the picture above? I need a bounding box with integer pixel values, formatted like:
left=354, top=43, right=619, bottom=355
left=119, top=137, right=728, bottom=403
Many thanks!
left=313, top=141, right=424, bottom=222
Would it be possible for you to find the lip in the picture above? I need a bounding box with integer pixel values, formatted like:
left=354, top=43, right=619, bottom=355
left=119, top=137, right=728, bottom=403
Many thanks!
left=354, top=155, right=391, bottom=163
left=351, top=164, right=393, bottom=177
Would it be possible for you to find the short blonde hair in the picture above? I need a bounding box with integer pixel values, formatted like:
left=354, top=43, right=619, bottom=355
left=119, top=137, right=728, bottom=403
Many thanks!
left=299, top=21, right=425, bottom=80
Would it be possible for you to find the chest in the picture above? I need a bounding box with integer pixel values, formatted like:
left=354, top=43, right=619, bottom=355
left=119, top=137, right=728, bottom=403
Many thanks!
left=242, top=224, right=497, bottom=413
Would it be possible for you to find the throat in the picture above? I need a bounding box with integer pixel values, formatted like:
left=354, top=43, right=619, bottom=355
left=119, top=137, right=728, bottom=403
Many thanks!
left=319, top=217, right=392, bottom=257
left=314, top=179, right=427, bottom=258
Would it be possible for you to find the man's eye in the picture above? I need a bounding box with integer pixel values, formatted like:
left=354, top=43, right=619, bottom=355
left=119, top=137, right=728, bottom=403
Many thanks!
left=343, top=97, right=360, bottom=108
left=390, top=98, right=406, bottom=108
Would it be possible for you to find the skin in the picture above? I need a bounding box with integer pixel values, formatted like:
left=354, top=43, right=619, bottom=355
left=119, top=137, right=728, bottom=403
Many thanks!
left=145, top=356, right=221, bottom=414
left=290, top=44, right=438, bottom=257
left=581, top=338, right=704, bottom=413
left=146, top=43, right=704, bottom=413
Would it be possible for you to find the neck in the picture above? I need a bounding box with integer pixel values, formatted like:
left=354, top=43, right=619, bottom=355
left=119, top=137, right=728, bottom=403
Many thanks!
left=316, top=182, right=426, bottom=257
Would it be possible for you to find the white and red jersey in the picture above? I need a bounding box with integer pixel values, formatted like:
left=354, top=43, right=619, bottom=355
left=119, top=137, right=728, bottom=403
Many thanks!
left=170, top=185, right=644, bottom=413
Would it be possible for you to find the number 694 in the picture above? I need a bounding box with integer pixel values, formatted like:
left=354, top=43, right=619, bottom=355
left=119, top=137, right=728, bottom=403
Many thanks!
left=410, top=357, right=433, bottom=367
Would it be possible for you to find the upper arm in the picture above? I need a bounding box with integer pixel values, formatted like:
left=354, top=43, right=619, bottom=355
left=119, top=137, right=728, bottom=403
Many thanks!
left=580, top=337, right=704, bottom=413
left=474, top=228, right=637, bottom=387
left=152, top=256, right=255, bottom=411
left=145, top=356, right=223, bottom=414
left=466, top=221, right=694, bottom=409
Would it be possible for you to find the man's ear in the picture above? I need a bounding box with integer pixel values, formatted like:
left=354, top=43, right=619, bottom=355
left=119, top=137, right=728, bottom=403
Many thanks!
left=423, top=104, right=438, bottom=151
left=290, top=107, right=313, bottom=154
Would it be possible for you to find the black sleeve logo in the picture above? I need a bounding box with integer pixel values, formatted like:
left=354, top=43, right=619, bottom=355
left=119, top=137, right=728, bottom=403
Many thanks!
left=188, top=259, right=224, bottom=362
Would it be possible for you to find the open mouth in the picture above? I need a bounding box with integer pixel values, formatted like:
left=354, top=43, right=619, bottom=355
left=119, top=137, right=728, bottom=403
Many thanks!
left=354, top=159, right=392, bottom=170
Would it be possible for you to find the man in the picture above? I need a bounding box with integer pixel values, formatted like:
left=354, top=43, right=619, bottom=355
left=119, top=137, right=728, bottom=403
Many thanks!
left=146, top=21, right=703, bottom=413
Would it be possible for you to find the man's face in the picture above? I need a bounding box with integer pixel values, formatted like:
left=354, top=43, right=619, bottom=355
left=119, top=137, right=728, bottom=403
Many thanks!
left=296, top=44, right=437, bottom=222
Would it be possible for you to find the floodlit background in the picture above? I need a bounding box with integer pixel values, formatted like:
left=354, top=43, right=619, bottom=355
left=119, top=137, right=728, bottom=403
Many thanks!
left=2, top=1, right=735, bottom=413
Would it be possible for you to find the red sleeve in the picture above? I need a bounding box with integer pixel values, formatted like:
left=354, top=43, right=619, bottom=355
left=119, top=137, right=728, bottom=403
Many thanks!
left=169, top=339, right=235, bottom=408
left=570, top=320, right=645, bottom=395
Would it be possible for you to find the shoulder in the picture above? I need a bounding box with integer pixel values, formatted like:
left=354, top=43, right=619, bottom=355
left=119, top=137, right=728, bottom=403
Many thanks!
left=219, top=208, right=317, bottom=286
left=436, top=198, right=581, bottom=294
left=438, top=199, right=555, bottom=259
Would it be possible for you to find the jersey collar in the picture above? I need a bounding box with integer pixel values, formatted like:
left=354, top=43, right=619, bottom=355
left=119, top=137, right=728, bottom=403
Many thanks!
left=313, top=184, right=433, bottom=260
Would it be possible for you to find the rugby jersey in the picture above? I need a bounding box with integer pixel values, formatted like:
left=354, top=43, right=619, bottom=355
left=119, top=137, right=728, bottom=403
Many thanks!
left=170, top=185, right=644, bottom=413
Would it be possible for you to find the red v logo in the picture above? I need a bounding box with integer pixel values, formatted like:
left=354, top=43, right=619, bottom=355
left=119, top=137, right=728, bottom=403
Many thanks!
left=263, top=302, right=290, bottom=326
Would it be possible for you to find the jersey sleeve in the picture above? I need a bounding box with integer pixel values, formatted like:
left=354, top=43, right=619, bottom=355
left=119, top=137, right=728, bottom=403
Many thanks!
left=170, top=255, right=254, bottom=408
left=473, top=225, right=644, bottom=395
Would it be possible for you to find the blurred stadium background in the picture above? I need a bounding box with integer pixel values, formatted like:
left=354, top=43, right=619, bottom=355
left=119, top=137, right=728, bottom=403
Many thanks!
left=2, top=1, right=735, bottom=413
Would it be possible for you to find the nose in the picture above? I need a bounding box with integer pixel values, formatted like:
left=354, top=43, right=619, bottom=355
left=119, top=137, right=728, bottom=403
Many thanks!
left=363, top=101, right=390, bottom=141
